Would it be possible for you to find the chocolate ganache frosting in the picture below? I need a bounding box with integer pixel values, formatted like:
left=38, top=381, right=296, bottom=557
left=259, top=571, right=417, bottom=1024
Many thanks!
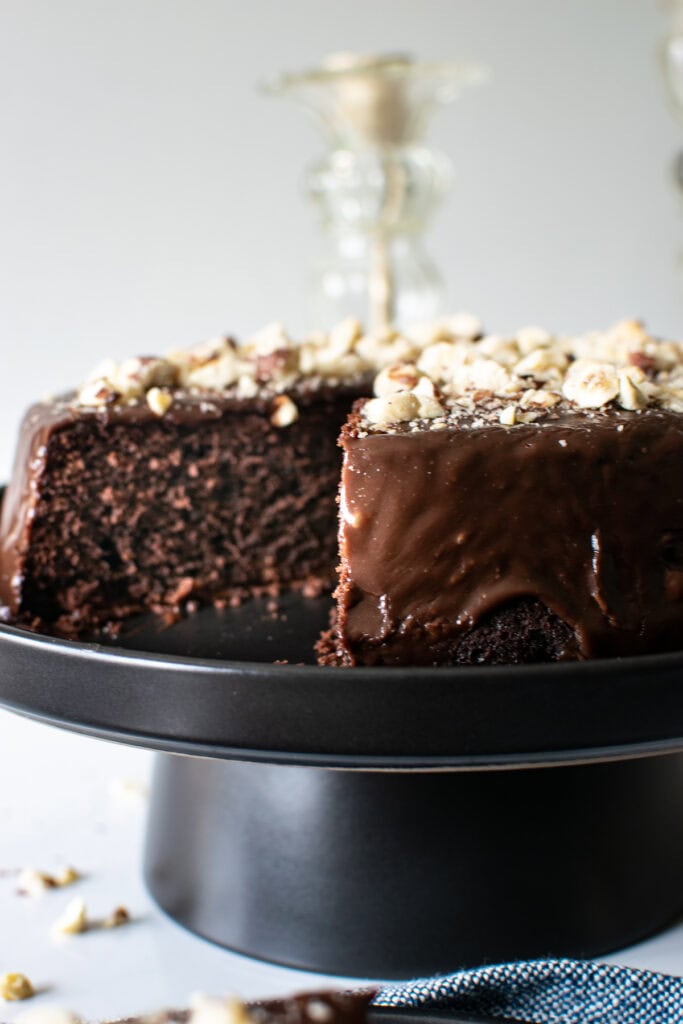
left=335, top=409, right=683, bottom=663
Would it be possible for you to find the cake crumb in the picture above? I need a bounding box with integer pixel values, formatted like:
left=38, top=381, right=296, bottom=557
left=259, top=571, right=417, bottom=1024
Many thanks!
left=102, top=905, right=130, bottom=928
left=17, top=866, right=80, bottom=896
left=55, top=866, right=80, bottom=887
left=0, top=972, right=35, bottom=1002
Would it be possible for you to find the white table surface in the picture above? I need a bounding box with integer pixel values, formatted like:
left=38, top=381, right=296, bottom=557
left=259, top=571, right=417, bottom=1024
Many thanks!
left=1, top=712, right=683, bottom=1021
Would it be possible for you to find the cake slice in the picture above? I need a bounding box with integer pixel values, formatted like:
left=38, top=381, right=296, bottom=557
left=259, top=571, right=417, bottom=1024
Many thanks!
left=320, top=319, right=683, bottom=665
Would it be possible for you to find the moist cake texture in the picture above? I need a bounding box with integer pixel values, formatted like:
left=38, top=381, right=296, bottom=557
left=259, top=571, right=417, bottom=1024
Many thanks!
left=0, top=318, right=395, bottom=634
left=319, top=317, right=683, bottom=665
left=0, top=388, right=356, bottom=634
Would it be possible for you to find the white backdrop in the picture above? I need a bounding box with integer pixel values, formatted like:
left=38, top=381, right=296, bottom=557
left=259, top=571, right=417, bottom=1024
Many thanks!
left=1, top=0, right=682, bottom=479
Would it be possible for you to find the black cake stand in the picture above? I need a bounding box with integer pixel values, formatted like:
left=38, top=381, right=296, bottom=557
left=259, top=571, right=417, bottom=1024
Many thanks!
left=1, top=592, right=683, bottom=979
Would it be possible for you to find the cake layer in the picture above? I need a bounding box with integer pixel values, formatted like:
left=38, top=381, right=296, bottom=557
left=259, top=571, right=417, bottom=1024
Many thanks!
left=325, top=408, right=683, bottom=665
left=0, top=387, right=357, bottom=634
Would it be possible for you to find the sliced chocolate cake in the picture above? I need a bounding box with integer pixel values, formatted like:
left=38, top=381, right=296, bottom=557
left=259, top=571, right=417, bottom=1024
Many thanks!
left=5, top=311, right=683, bottom=664
left=319, top=318, right=683, bottom=665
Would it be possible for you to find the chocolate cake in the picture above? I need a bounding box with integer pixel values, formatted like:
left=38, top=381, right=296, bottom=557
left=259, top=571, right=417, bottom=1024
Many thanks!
left=4, top=312, right=683, bottom=664
left=0, top=318, right=416, bottom=635
left=118, top=989, right=375, bottom=1024
left=319, top=318, right=683, bottom=665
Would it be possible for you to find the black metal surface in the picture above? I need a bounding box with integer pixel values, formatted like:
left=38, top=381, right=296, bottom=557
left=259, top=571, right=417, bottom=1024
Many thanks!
left=1, top=592, right=683, bottom=768
left=145, top=752, right=683, bottom=977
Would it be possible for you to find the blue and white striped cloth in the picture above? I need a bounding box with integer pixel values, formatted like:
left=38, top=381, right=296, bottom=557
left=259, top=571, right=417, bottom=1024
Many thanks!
left=374, top=958, right=683, bottom=1024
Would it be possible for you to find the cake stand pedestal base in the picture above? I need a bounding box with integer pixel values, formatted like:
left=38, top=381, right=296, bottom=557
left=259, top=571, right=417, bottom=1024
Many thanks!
left=144, top=751, right=683, bottom=979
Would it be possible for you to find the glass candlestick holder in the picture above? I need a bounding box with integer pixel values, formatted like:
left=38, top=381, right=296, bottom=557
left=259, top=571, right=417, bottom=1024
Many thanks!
left=266, top=53, right=485, bottom=332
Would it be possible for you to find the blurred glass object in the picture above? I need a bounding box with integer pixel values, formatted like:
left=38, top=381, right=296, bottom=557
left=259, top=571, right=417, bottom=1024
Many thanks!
left=266, top=54, right=485, bottom=332
left=661, top=0, right=683, bottom=189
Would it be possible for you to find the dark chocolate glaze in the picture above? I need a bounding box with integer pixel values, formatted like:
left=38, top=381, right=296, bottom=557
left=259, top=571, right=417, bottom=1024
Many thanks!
left=332, top=409, right=683, bottom=664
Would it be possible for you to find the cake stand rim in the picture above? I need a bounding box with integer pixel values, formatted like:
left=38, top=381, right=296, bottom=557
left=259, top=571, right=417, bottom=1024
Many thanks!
left=1, top=615, right=683, bottom=680
left=1, top=618, right=683, bottom=769
left=3, top=700, right=683, bottom=771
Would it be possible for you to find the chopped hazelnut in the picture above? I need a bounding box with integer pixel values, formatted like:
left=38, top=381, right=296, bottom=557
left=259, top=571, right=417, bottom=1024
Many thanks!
left=413, top=381, right=444, bottom=418
left=661, top=387, right=683, bottom=413
left=76, top=378, right=119, bottom=408
left=363, top=392, right=420, bottom=425
left=17, top=865, right=79, bottom=896
left=417, top=340, right=474, bottom=381
left=514, top=347, right=567, bottom=381
left=249, top=322, right=291, bottom=356
left=478, top=334, right=520, bottom=367
left=617, top=368, right=646, bottom=411
left=102, top=905, right=130, bottom=928
left=52, top=896, right=88, bottom=936
left=117, top=356, right=178, bottom=398
left=374, top=363, right=422, bottom=397
left=0, top=972, right=34, bottom=1001
left=236, top=374, right=259, bottom=399
left=562, top=360, right=619, bottom=408
left=451, top=358, right=514, bottom=397
left=183, top=352, right=240, bottom=390
left=270, top=395, right=299, bottom=428
left=17, top=868, right=56, bottom=896
left=515, top=325, right=553, bottom=354
left=54, top=866, right=80, bottom=887
left=498, top=405, right=517, bottom=426
left=146, top=387, right=173, bottom=417
left=519, top=388, right=561, bottom=409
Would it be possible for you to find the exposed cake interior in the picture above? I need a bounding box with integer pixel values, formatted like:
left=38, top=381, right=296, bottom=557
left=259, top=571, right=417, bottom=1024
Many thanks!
left=0, top=317, right=395, bottom=634
left=0, top=389, right=358, bottom=634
